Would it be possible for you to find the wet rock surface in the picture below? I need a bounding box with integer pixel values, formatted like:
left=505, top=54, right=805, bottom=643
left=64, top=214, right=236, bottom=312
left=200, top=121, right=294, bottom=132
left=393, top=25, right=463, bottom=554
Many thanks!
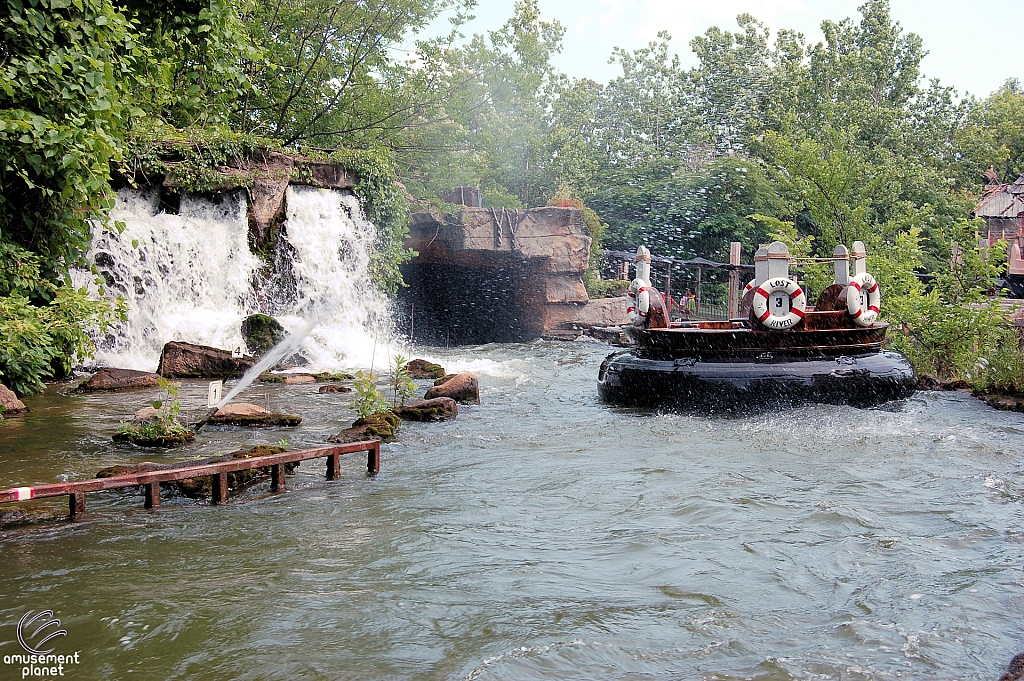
left=328, top=412, right=399, bottom=443
left=158, top=341, right=257, bottom=378
left=79, top=368, right=161, bottom=391
left=425, top=372, right=480, bottom=404
left=241, top=314, right=286, bottom=357
left=975, top=391, right=1024, bottom=413
left=0, top=383, right=28, bottom=415
left=394, top=397, right=458, bottom=422
left=207, top=402, right=302, bottom=427
left=407, top=359, right=446, bottom=379
left=318, top=384, right=352, bottom=393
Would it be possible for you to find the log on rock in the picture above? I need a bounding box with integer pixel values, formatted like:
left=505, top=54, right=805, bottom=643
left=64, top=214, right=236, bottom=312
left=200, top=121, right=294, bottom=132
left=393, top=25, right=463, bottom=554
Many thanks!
left=158, top=341, right=257, bottom=378
left=407, top=359, right=445, bottom=379
left=394, top=397, right=458, bottom=422
left=207, top=402, right=302, bottom=427
left=0, top=383, right=28, bottom=415
left=424, top=372, right=480, bottom=404
left=79, top=368, right=161, bottom=391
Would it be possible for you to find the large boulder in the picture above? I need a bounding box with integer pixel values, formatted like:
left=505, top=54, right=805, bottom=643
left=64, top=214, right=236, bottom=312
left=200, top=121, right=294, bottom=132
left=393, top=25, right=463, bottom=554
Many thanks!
left=80, top=368, right=161, bottom=391
left=424, top=372, right=480, bottom=404
left=394, top=397, right=458, bottom=422
left=407, top=359, right=445, bottom=380
left=158, top=341, right=257, bottom=378
left=241, top=314, right=286, bottom=357
left=207, top=402, right=302, bottom=427
left=0, top=383, right=27, bottom=415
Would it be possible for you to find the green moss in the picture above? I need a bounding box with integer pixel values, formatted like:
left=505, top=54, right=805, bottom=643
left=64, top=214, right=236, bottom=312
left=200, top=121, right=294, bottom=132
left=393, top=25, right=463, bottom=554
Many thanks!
left=113, top=421, right=195, bottom=447
left=314, top=372, right=355, bottom=381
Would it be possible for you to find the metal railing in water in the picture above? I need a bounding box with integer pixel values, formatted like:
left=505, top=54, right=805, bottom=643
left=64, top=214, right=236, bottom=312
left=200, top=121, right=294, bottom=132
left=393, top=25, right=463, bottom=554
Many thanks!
left=0, top=441, right=381, bottom=519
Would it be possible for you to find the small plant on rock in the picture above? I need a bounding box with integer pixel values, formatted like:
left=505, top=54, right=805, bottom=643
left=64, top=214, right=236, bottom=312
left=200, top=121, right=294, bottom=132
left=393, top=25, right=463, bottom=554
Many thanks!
left=390, top=354, right=416, bottom=409
left=351, top=371, right=388, bottom=420
left=115, top=378, right=194, bottom=447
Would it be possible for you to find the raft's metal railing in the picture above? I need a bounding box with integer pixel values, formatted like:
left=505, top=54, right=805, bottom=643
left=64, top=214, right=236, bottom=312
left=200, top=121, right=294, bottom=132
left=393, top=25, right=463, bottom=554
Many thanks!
left=0, top=441, right=381, bottom=519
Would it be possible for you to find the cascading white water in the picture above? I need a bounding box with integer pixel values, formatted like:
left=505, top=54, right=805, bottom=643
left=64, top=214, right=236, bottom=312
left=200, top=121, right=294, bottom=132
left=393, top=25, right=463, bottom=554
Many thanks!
left=75, top=185, right=395, bottom=373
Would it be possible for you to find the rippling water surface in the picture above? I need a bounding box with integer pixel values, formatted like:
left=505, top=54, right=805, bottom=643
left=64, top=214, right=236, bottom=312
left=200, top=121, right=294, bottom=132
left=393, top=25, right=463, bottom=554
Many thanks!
left=1, top=341, right=1022, bottom=680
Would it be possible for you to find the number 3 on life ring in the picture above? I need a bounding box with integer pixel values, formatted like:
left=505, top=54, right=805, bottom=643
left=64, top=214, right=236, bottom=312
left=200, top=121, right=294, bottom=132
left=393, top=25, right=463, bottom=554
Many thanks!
left=752, top=278, right=807, bottom=330
left=847, top=272, right=880, bottom=326
left=626, top=278, right=650, bottom=324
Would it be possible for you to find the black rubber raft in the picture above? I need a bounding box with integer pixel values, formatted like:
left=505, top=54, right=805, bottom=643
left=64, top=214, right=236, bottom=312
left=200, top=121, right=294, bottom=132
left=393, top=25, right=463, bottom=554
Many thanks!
left=598, top=315, right=916, bottom=412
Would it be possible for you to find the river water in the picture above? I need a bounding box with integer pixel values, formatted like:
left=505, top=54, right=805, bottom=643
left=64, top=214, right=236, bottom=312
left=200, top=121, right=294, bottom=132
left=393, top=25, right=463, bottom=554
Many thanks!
left=0, top=340, right=1022, bottom=680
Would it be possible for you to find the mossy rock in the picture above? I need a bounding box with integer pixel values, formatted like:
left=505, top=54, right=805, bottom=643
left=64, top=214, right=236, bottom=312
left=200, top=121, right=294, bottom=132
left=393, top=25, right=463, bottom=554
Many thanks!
left=241, top=314, right=286, bottom=357
left=434, top=374, right=457, bottom=386
left=113, top=427, right=195, bottom=448
left=329, top=410, right=399, bottom=443
left=314, top=372, right=354, bottom=381
left=206, top=412, right=302, bottom=427
left=407, top=359, right=445, bottom=380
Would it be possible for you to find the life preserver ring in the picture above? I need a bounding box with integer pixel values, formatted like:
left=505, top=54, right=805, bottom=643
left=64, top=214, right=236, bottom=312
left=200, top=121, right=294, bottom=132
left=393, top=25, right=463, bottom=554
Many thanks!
left=626, top=278, right=650, bottom=324
left=847, top=272, right=880, bottom=326
left=743, top=279, right=755, bottom=296
left=752, top=277, right=806, bottom=330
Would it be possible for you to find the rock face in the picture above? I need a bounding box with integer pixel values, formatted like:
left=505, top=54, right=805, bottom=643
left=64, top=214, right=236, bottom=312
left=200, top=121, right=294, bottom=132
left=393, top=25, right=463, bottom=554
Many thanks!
left=407, top=359, right=445, bottom=379
left=207, top=402, right=302, bottom=427
left=241, top=314, right=286, bottom=357
left=424, top=372, right=480, bottom=404
left=394, top=397, right=458, bottom=421
left=0, top=383, right=28, bottom=415
left=402, top=206, right=592, bottom=342
left=80, top=368, right=161, bottom=391
left=158, top=341, right=257, bottom=378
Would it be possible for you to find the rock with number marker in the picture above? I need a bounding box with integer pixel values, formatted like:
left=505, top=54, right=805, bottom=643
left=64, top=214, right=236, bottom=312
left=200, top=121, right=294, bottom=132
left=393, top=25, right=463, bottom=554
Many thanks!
left=157, top=341, right=257, bottom=378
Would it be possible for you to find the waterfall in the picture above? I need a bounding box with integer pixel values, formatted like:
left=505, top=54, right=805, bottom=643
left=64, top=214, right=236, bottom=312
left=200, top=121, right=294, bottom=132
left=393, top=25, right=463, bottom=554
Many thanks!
left=75, top=185, right=394, bottom=372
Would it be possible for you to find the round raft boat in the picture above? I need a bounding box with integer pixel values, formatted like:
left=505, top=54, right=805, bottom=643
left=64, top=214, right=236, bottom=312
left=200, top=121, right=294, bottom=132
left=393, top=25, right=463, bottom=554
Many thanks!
left=598, top=242, right=916, bottom=412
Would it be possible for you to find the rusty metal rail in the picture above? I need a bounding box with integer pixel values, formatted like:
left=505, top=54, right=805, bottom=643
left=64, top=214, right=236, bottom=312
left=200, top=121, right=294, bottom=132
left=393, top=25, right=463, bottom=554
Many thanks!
left=0, top=441, right=381, bottom=518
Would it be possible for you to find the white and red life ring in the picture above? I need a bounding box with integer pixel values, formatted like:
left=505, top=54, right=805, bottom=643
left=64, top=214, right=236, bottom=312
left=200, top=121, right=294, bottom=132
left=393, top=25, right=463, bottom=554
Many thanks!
left=626, top=279, right=650, bottom=324
left=752, top=277, right=807, bottom=330
left=847, top=272, right=880, bottom=326
left=743, top=279, right=755, bottom=297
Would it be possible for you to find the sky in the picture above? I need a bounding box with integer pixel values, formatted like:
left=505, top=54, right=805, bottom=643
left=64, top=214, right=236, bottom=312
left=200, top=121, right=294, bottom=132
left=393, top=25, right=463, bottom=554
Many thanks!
left=406, top=0, right=1022, bottom=100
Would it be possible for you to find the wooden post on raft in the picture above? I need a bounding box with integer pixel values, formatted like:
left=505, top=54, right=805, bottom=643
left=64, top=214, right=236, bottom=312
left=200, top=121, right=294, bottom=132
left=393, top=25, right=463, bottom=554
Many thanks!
left=728, top=242, right=741, bottom=319
left=665, top=262, right=672, bottom=317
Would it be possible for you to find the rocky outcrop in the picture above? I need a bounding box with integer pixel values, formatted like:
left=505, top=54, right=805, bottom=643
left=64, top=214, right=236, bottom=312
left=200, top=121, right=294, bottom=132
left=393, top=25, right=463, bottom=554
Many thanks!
left=241, top=314, right=286, bottom=357
left=80, top=368, right=162, bottom=391
left=328, top=412, right=399, bottom=443
left=407, top=359, right=445, bottom=379
left=158, top=341, right=257, bottom=378
left=207, top=402, right=302, bottom=427
left=394, top=397, right=458, bottom=421
left=542, top=296, right=629, bottom=341
left=0, top=383, right=28, bottom=416
left=404, top=206, right=592, bottom=340
left=318, top=384, right=352, bottom=393
left=425, top=372, right=480, bottom=404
